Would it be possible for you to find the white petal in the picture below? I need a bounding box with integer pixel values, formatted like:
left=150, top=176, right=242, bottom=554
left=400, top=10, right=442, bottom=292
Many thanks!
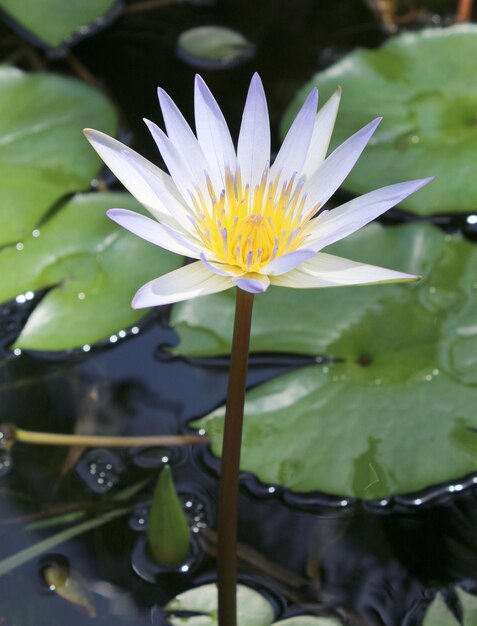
left=307, top=178, right=434, bottom=251
left=199, top=254, right=245, bottom=276
left=84, top=129, right=189, bottom=231
left=237, top=73, right=270, bottom=195
left=120, top=148, right=197, bottom=234
left=233, top=273, right=270, bottom=293
left=194, top=75, right=236, bottom=187
left=270, top=88, right=318, bottom=186
left=270, top=253, right=418, bottom=288
left=132, top=261, right=233, bottom=308
left=260, top=249, right=316, bottom=275
left=301, top=88, right=341, bottom=179
left=145, top=119, right=205, bottom=204
left=107, top=209, right=200, bottom=258
left=302, top=118, right=381, bottom=215
left=157, top=87, right=220, bottom=191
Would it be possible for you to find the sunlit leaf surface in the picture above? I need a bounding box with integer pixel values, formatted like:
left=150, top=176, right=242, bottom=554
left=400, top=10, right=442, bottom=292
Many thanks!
left=0, top=0, right=119, bottom=50
left=166, top=583, right=275, bottom=626
left=0, top=67, right=116, bottom=246
left=173, top=223, right=477, bottom=498
left=282, top=25, right=477, bottom=216
left=0, top=193, right=182, bottom=351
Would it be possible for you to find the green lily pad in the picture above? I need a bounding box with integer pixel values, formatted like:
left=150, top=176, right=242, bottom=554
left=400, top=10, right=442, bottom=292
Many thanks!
left=0, top=66, right=116, bottom=247
left=0, top=192, right=182, bottom=352
left=174, top=223, right=477, bottom=498
left=423, top=593, right=459, bottom=626
left=272, top=617, right=342, bottom=626
left=281, top=25, right=477, bottom=216
left=457, top=588, right=477, bottom=624
left=176, top=26, right=256, bottom=70
left=0, top=0, right=119, bottom=51
left=165, top=583, right=275, bottom=626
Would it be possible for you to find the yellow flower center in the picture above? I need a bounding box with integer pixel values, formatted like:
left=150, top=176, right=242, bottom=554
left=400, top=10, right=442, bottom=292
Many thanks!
left=190, top=166, right=315, bottom=272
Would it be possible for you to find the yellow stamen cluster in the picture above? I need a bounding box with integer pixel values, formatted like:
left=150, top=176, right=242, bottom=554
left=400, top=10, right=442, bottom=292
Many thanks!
left=190, top=166, right=314, bottom=272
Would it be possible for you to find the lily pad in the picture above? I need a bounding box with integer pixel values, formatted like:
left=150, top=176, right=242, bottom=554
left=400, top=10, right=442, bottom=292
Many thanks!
left=457, top=588, right=477, bottom=624
left=174, top=223, right=477, bottom=498
left=165, top=583, right=275, bottom=626
left=281, top=25, right=477, bottom=216
left=423, top=593, right=459, bottom=626
left=0, top=0, right=120, bottom=52
left=0, top=192, right=182, bottom=352
left=423, top=589, right=477, bottom=626
left=272, top=618, right=342, bottom=626
left=0, top=66, right=117, bottom=246
left=176, top=26, right=256, bottom=70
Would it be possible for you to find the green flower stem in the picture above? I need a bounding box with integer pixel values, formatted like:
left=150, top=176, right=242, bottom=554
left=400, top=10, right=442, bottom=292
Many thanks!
left=218, top=287, right=255, bottom=626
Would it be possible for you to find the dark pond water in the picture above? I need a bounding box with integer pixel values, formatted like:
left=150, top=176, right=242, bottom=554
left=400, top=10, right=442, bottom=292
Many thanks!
left=2, top=0, right=477, bottom=624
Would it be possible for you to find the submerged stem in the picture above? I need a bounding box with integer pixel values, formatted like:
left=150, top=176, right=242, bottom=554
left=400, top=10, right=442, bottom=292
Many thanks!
left=217, top=288, right=255, bottom=626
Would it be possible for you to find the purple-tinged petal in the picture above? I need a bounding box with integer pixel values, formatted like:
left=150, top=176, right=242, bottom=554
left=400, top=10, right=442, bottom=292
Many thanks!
left=301, top=88, right=341, bottom=179
left=233, top=273, right=270, bottom=293
left=260, top=249, right=316, bottom=275
left=144, top=118, right=205, bottom=204
left=199, top=253, right=245, bottom=276
left=307, top=178, right=434, bottom=251
left=84, top=129, right=188, bottom=231
left=270, top=88, right=318, bottom=187
left=132, top=261, right=232, bottom=308
left=237, top=73, right=271, bottom=196
left=270, top=252, right=419, bottom=289
left=107, top=209, right=200, bottom=258
left=157, top=87, right=221, bottom=191
left=302, top=118, right=382, bottom=216
left=194, top=75, right=236, bottom=187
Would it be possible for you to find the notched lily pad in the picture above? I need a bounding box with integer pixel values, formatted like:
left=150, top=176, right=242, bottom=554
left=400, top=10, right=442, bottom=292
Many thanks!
left=174, top=223, right=477, bottom=498
left=282, top=25, right=477, bottom=216
left=0, top=66, right=116, bottom=247
left=0, top=192, right=182, bottom=352
left=0, top=0, right=121, bottom=53
left=165, top=583, right=275, bottom=626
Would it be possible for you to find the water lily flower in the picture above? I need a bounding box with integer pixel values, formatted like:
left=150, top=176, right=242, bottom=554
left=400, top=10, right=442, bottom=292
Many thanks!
left=85, top=74, right=431, bottom=307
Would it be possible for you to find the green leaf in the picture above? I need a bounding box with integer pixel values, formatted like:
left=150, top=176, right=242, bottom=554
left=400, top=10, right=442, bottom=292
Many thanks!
left=175, top=223, right=477, bottom=498
left=0, top=192, right=183, bottom=351
left=0, top=506, right=130, bottom=577
left=147, top=466, right=190, bottom=567
left=457, top=588, right=477, bottom=625
left=0, top=66, right=116, bottom=246
left=423, top=593, right=460, bottom=626
left=272, top=618, right=342, bottom=626
left=177, top=26, right=256, bottom=70
left=165, top=583, right=275, bottom=626
left=0, top=0, right=118, bottom=50
left=281, top=25, right=477, bottom=216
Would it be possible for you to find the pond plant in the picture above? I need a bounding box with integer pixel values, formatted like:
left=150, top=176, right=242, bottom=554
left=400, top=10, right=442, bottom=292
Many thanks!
left=3, top=1, right=477, bottom=625
left=85, top=74, right=431, bottom=625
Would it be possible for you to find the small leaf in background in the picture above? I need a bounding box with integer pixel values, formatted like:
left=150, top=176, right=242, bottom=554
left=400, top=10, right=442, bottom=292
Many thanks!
left=176, top=223, right=477, bottom=498
left=422, top=592, right=460, bottom=626
left=281, top=25, right=477, bottom=216
left=0, top=0, right=121, bottom=53
left=0, top=192, right=183, bottom=351
left=43, top=561, right=96, bottom=618
left=165, top=583, right=275, bottom=626
left=147, top=465, right=190, bottom=568
left=176, top=26, right=256, bottom=70
left=0, top=67, right=117, bottom=247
